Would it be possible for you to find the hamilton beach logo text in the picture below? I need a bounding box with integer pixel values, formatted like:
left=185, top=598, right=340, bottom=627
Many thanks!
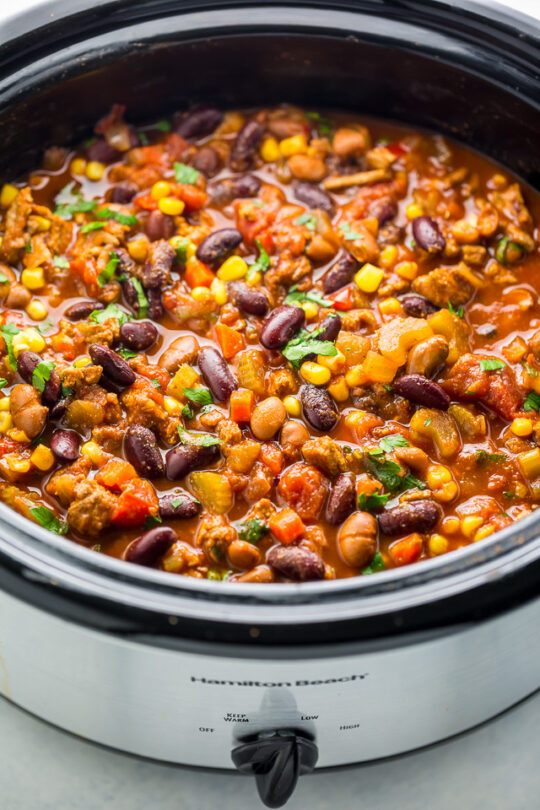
left=190, top=674, right=368, bottom=687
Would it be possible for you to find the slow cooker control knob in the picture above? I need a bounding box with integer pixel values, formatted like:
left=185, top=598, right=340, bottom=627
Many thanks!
left=231, top=729, right=318, bottom=808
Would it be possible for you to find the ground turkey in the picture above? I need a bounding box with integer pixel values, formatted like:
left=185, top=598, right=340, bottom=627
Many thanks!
left=67, top=480, right=117, bottom=536
left=277, top=462, right=328, bottom=520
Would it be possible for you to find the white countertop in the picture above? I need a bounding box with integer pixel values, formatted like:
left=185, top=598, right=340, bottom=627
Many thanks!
left=1, top=0, right=539, bottom=807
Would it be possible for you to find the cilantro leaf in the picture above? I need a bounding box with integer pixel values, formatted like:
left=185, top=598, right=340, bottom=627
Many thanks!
left=183, top=387, right=213, bottom=407
left=295, top=213, right=317, bottom=232
left=154, top=120, right=172, bottom=132
left=53, top=255, right=70, bottom=269
left=237, top=518, right=269, bottom=544
left=177, top=427, right=222, bottom=447
left=130, top=277, right=149, bottom=318
left=340, top=222, right=363, bottom=241
left=524, top=391, right=540, bottom=412
left=378, top=434, right=410, bottom=454
left=496, top=236, right=524, bottom=265
left=32, top=360, right=55, bottom=393
left=246, top=238, right=271, bottom=281
left=174, top=162, right=200, bottom=184
left=144, top=514, right=162, bottom=530
left=151, top=378, right=161, bottom=389
left=306, top=111, right=334, bottom=135
left=284, top=284, right=331, bottom=308
left=358, top=492, right=390, bottom=512
left=479, top=358, right=505, bottom=372
left=54, top=183, right=97, bottom=219
left=172, top=236, right=191, bottom=264
left=138, top=131, right=149, bottom=145
left=282, top=325, right=338, bottom=368
left=81, top=221, right=106, bottom=234
left=361, top=551, right=386, bottom=575
left=448, top=301, right=464, bottom=318
left=118, top=349, right=138, bottom=359
left=0, top=272, right=9, bottom=284
left=97, top=251, right=119, bottom=287
left=402, top=473, right=426, bottom=491
left=30, top=505, right=68, bottom=535
left=523, top=362, right=538, bottom=378
left=96, top=207, right=138, bottom=226
left=0, top=378, right=7, bottom=389
left=182, top=402, right=194, bottom=419
left=0, top=323, right=19, bottom=370
left=475, top=450, right=507, bottom=466
left=89, top=303, right=131, bottom=326
left=365, top=453, right=404, bottom=492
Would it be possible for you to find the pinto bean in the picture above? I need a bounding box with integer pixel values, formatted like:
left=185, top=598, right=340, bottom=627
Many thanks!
left=228, top=539, right=261, bottom=569
left=412, top=216, right=446, bottom=252
left=50, top=429, right=80, bottom=463
left=332, top=127, right=369, bottom=160
left=406, top=336, right=449, bottom=378
left=378, top=500, right=441, bottom=536
left=192, top=146, right=220, bottom=177
left=145, top=210, right=175, bottom=241
left=392, top=374, right=450, bottom=410
left=5, top=283, right=31, bottom=309
left=89, top=344, right=136, bottom=388
left=235, top=565, right=275, bottom=583
left=159, top=491, right=201, bottom=519
left=281, top=420, right=310, bottom=449
left=65, top=300, right=104, bottom=321
left=230, top=120, right=263, bottom=170
left=119, top=321, right=158, bottom=351
left=175, top=105, right=223, bottom=139
left=250, top=397, right=287, bottom=440
left=399, top=293, right=439, bottom=318
left=165, top=442, right=220, bottom=479
left=125, top=526, right=178, bottom=566
left=338, top=511, right=377, bottom=568
left=124, top=425, right=165, bottom=479
left=228, top=283, right=269, bottom=316
left=198, top=346, right=238, bottom=402
left=323, top=253, right=356, bottom=294
left=266, top=545, right=325, bottom=581
left=259, top=305, right=305, bottom=350
left=10, top=384, right=47, bottom=439
left=293, top=182, right=335, bottom=216
left=326, top=473, right=356, bottom=525
left=300, top=385, right=339, bottom=432
left=158, top=335, right=200, bottom=373
left=196, top=228, right=243, bottom=265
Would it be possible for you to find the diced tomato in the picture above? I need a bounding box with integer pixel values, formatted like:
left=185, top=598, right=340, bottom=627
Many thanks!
left=131, top=358, right=170, bottom=390
left=260, top=442, right=284, bottom=475
left=184, top=258, right=215, bottom=289
left=389, top=533, right=423, bottom=566
left=234, top=199, right=277, bottom=250
left=387, top=140, right=408, bottom=157
left=230, top=389, right=255, bottom=422
left=129, top=376, right=165, bottom=406
left=133, top=145, right=164, bottom=166
left=327, top=285, right=354, bottom=311
left=269, top=508, right=305, bottom=544
left=133, top=193, right=158, bottom=210
left=70, top=257, right=99, bottom=292
left=215, top=323, right=245, bottom=359
left=51, top=333, right=76, bottom=361
left=174, top=183, right=208, bottom=212
left=2, top=310, right=26, bottom=328
left=96, top=459, right=137, bottom=492
left=0, top=439, right=25, bottom=458
left=111, top=478, right=159, bottom=527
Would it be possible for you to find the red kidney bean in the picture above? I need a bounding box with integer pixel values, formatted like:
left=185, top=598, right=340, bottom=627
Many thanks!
left=147, top=288, right=164, bottom=321
left=41, top=371, right=62, bottom=405
left=317, top=313, right=342, bottom=343
left=50, top=399, right=67, bottom=420
left=145, top=210, right=175, bottom=241
left=392, top=374, right=450, bottom=410
left=230, top=120, right=264, bottom=170
left=259, top=305, right=305, bottom=350
left=228, top=282, right=269, bottom=316
left=141, top=239, right=174, bottom=288
left=196, top=228, right=243, bottom=265
left=165, top=442, right=220, bottom=479
left=192, top=146, right=220, bottom=177
left=159, top=491, right=202, bottom=519
left=50, top=429, right=80, bottom=463
left=323, top=253, right=356, bottom=294
left=122, top=278, right=140, bottom=312
left=198, top=346, right=238, bottom=402
left=369, top=198, right=398, bottom=225
left=125, top=526, right=178, bottom=566
left=89, top=344, right=136, bottom=388
left=119, top=320, right=158, bottom=351
left=378, top=500, right=441, bottom=536
left=109, top=183, right=137, bottom=203
left=293, top=182, right=335, bottom=216
left=65, top=300, right=104, bottom=321
left=125, top=425, right=165, bottom=479
left=17, top=351, right=60, bottom=404
left=86, top=137, right=122, bottom=163
left=300, top=384, right=339, bottom=432
left=210, top=174, right=261, bottom=205
left=399, top=293, right=439, bottom=318
left=17, top=350, right=41, bottom=383
left=326, top=473, right=356, bottom=525
left=266, top=545, right=325, bottom=581
left=412, top=216, right=446, bottom=252
left=175, top=105, right=223, bottom=139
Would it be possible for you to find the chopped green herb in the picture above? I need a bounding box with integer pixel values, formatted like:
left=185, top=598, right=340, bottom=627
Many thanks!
left=130, top=277, right=149, bottom=318
left=174, top=162, right=200, bottom=184
left=138, top=131, right=149, bottom=145
left=30, top=505, right=68, bottom=535
left=144, top=514, right=162, bottom=530
left=246, top=238, right=271, bottom=281
left=523, top=362, right=538, bottom=378
left=524, top=391, right=540, bottom=412
left=284, top=284, right=331, bottom=308
left=61, top=383, right=74, bottom=398
left=475, top=450, right=507, bottom=466
left=361, top=551, right=386, bottom=575
left=97, top=251, right=119, bottom=287
left=0, top=272, right=9, bottom=284
left=37, top=317, right=54, bottom=335
left=96, top=207, right=138, bottom=227
left=172, top=236, right=191, bottom=264
left=182, top=402, right=194, bottom=419
left=365, top=453, right=404, bottom=492
left=378, top=433, right=410, bottom=454
left=154, top=119, right=172, bottom=132
left=25, top=240, right=33, bottom=253
left=0, top=378, right=7, bottom=389
left=54, top=183, right=98, bottom=219
left=282, top=325, right=338, bottom=368
left=177, top=427, right=222, bottom=447
left=340, top=222, right=363, bottom=241
left=237, top=518, right=269, bottom=544
left=305, top=111, right=334, bottom=135
left=151, top=378, right=161, bottom=389
left=53, top=255, right=70, bottom=269
left=358, top=492, right=391, bottom=512
left=448, top=301, right=464, bottom=318
left=495, top=236, right=524, bottom=265
left=503, top=491, right=515, bottom=498
left=402, top=473, right=426, bottom=491
left=207, top=568, right=230, bottom=581
left=171, top=499, right=182, bottom=509
left=32, top=360, right=55, bottom=393
left=80, top=221, right=106, bottom=234
left=0, top=323, right=19, bottom=370
left=295, top=213, right=317, bottom=232
left=89, top=303, right=131, bottom=326
left=183, top=387, right=213, bottom=407
left=424, top=418, right=432, bottom=427
left=118, top=349, right=138, bottom=359
left=92, top=544, right=102, bottom=552
left=479, top=358, right=505, bottom=372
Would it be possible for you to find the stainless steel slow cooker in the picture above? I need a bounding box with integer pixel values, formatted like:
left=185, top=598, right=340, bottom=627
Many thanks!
left=0, top=1, right=539, bottom=806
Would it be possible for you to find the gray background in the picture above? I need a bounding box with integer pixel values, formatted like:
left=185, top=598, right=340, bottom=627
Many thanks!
left=0, top=0, right=539, bottom=807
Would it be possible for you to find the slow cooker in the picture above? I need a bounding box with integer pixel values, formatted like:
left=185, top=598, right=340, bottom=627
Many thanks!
left=0, top=1, right=539, bottom=806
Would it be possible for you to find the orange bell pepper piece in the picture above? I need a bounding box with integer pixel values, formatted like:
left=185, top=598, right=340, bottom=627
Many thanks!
left=173, top=183, right=208, bottom=212
left=260, top=442, right=284, bottom=475
left=215, top=323, right=246, bottom=359
left=184, top=258, right=215, bottom=288
left=133, top=193, right=158, bottom=210
left=389, top=533, right=423, bottom=566
left=111, top=478, right=159, bottom=527
left=269, top=508, right=305, bottom=544
left=230, top=389, right=255, bottom=422
left=95, top=459, right=137, bottom=492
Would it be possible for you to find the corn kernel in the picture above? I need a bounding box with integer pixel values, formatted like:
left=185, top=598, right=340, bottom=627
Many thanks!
left=30, top=215, right=51, bottom=232
left=379, top=245, right=398, bottom=268
left=260, top=137, right=281, bottom=162
left=279, top=134, right=308, bottom=157
left=6, top=455, right=30, bottom=473
left=406, top=203, right=423, bottom=220
left=191, top=286, right=213, bottom=303
left=127, top=236, right=149, bottom=263
left=442, top=516, right=460, bottom=534
left=354, top=263, right=384, bottom=293
left=186, top=241, right=197, bottom=260
left=518, top=448, right=540, bottom=479
left=301, top=301, right=319, bottom=321
left=21, top=267, right=45, bottom=290
left=378, top=297, right=401, bottom=316
left=427, top=465, right=452, bottom=488
left=0, top=413, right=12, bottom=433
left=151, top=180, right=172, bottom=200
left=299, top=361, right=331, bottom=386
left=26, top=300, right=48, bottom=321
left=0, top=397, right=10, bottom=411
left=168, top=365, right=200, bottom=399
left=70, top=157, right=87, bottom=176
left=318, top=349, right=345, bottom=373
left=282, top=395, right=301, bottom=417
left=86, top=160, right=106, bottom=181
left=345, top=365, right=368, bottom=387
left=514, top=482, right=528, bottom=498
left=158, top=196, right=185, bottom=216
left=8, top=429, right=28, bottom=443
left=433, top=481, right=459, bottom=502
left=429, top=534, right=448, bottom=555
left=327, top=376, right=350, bottom=402
left=12, top=329, right=45, bottom=357
left=0, top=184, right=18, bottom=207
left=395, top=261, right=419, bottom=281
left=210, top=278, right=228, bottom=305
left=511, top=417, right=533, bottom=437
left=73, top=355, right=91, bottom=368
left=246, top=271, right=262, bottom=286
left=461, top=515, right=483, bottom=537
left=30, top=444, right=55, bottom=472
left=217, top=255, right=248, bottom=281
left=81, top=441, right=106, bottom=466
left=474, top=524, right=496, bottom=543
left=361, top=351, right=398, bottom=384
left=164, top=396, right=183, bottom=416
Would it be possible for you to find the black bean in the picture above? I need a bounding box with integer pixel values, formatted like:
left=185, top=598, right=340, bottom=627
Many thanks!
left=266, top=545, right=325, bottom=581
left=198, top=347, right=238, bottom=402
left=50, top=429, right=80, bottom=463
left=86, top=137, right=122, bottom=163
left=192, top=146, right=220, bottom=177
left=378, top=500, right=441, bottom=536
left=300, top=384, right=339, bottom=432
left=259, top=305, right=305, bottom=350
left=230, top=120, right=263, bottom=170
left=125, top=425, right=165, bottom=479
left=196, top=228, right=243, bottom=265
left=147, top=288, right=164, bottom=321
left=293, top=182, right=335, bottom=216
left=125, top=526, right=178, bottom=566
left=159, top=491, right=202, bottom=520
left=165, top=443, right=220, bottom=480
left=65, top=300, right=104, bottom=321
left=175, top=106, right=223, bottom=139
left=326, top=473, right=356, bottom=525
left=399, top=293, right=439, bottom=318
left=317, top=313, right=342, bottom=343
left=228, top=283, right=269, bottom=316
left=89, top=344, right=136, bottom=388
left=323, top=253, right=357, bottom=294
left=145, top=210, right=175, bottom=241
left=412, top=216, right=446, bottom=252
left=392, top=374, right=450, bottom=410
left=109, top=183, right=137, bottom=204
left=119, top=321, right=158, bottom=351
